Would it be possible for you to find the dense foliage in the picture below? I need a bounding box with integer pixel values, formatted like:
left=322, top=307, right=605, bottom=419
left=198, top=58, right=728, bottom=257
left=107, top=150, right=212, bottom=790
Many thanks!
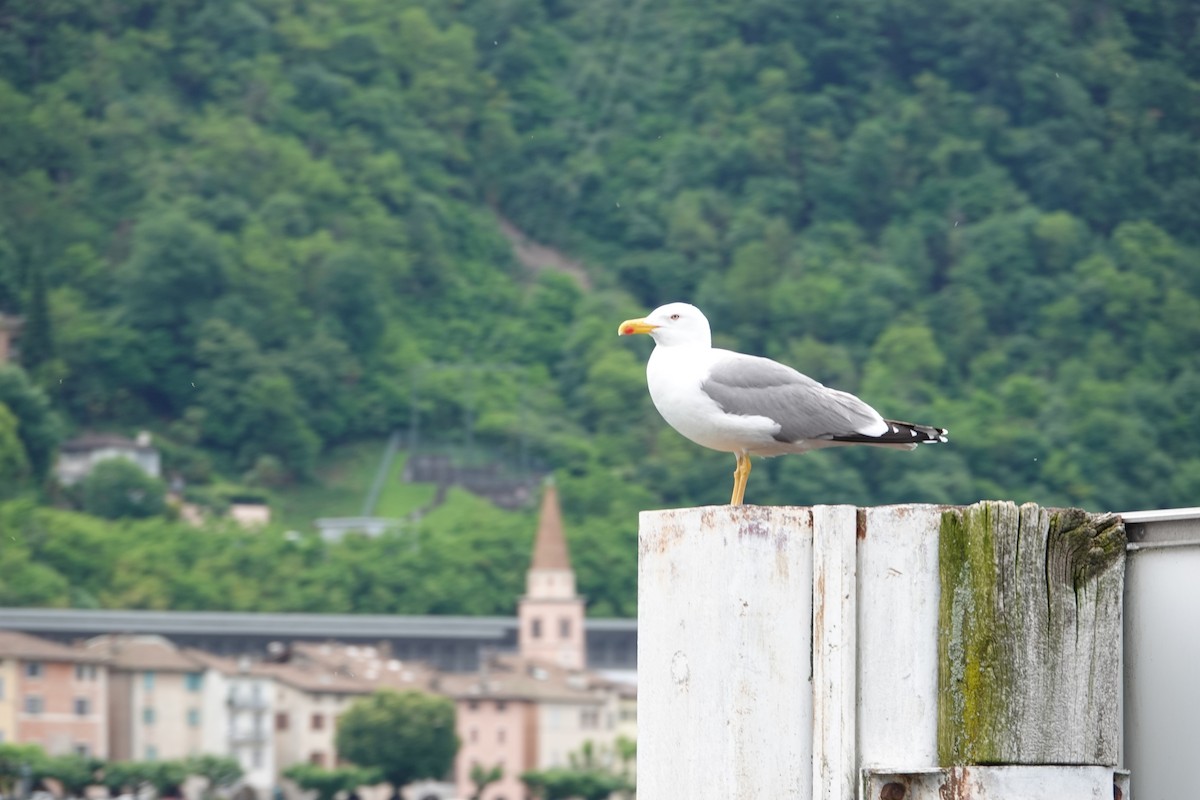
left=0, top=744, right=240, bottom=800
left=335, top=690, right=458, bottom=788
left=0, top=0, right=1197, bottom=617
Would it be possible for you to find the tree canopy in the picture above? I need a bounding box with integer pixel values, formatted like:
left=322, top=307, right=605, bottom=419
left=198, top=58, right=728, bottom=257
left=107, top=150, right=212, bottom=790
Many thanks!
left=335, top=690, right=458, bottom=789
left=0, top=0, right=1197, bottom=618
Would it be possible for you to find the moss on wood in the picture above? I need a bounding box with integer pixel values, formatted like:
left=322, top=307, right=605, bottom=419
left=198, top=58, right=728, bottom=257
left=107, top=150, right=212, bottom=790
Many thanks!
left=937, top=501, right=1126, bottom=765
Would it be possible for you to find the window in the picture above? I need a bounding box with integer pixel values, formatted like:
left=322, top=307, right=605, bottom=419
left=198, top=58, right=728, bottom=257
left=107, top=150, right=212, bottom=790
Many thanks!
left=559, top=618, right=572, bottom=639
left=251, top=748, right=263, bottom=769
left=275, top=712, right=289, bottom=731
left=311, top=713, right=324, bottom=731
left=74, top=744, right=90, bottom=757
left=580, top=709, right=599, bottom=730
left=531, top=618, right=542, bottom=639
left=187, top=709, right=200, bottom=727
left=143, top=671, right=155, bottom=690
left=25, top=662, right=43, bottom=679
left=74, top=698, right=90, bottom=716
left=75, top=664, right=98, bottom=681
left=467, top=700, right=478, bottom=712
left=185, top=672, right=203, bottom=692
left=24, top=695, right=43, bottom=715
left=143, top=707, right=156, bottom=725
left=497, top=728, right=506, bottom=744
left=145, top=745, right=157, bottom=762
left=469, top=728, right=478, bottom=744
left=309, top=752, right=325, bottom=767
left=0, top=676, right=5, bottom=700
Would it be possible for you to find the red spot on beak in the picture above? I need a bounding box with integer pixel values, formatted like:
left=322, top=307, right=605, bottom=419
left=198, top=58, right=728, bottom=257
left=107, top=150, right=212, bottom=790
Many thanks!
left=622, top=325, right=635, bottom=335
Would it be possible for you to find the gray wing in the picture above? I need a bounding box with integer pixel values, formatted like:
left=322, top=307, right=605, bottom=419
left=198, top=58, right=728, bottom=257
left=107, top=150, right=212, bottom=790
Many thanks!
left=701, top=353, right=884, bottom=442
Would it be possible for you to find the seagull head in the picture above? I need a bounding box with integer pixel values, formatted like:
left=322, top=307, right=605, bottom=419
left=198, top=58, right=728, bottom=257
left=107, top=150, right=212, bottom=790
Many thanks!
left=618, top=302, right=712, bottom=348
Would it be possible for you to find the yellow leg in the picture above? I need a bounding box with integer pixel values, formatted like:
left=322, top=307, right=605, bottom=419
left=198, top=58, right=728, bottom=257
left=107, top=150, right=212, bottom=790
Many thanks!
left=730, top=453, right=752, bottom=506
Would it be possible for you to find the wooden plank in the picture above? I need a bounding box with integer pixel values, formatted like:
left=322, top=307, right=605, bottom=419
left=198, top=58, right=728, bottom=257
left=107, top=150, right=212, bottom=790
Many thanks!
left=937, top=501, right=1126, bottom=765
left=856, top=505, right=944, bottom=770
left=638, top=506, right=814, bottom=799
left=811, top=505, right=857, bottom=800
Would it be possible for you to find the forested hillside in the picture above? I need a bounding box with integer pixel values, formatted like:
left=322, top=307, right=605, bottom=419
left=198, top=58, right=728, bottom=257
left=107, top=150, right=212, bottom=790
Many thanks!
left=1, top=0, right=1197, bottom=616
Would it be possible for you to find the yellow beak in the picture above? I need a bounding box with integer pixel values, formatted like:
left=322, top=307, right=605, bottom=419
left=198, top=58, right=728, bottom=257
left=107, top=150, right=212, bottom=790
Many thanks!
left=618, top=318, right=658, bottom=336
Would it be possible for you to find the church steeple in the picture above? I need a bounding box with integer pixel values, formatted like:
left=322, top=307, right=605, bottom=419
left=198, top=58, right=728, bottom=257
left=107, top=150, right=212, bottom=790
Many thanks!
left=518, top=480, right=586, bottom=669
left=530, top=479, right=570, bottom=572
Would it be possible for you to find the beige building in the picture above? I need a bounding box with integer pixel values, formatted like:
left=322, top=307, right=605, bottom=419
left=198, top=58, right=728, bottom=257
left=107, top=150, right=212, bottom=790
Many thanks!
left=0, top=647, right=15, bottom=744
left=517, top=484, right=586, bottom=671
left=448, top=483, right=634, bottom=800
left=86, top=634, right=206, bottom=761
left=0, top=631, right=109, bottom=757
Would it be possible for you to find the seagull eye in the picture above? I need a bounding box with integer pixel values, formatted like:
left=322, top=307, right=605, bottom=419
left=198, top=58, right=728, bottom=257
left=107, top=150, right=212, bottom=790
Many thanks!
left=669, top=313, right=681, bottom=320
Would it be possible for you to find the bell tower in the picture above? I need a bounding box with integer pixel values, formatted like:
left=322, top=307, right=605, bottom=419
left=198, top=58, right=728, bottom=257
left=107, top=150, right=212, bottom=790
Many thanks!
left=517, top=480, right=586, bottom=670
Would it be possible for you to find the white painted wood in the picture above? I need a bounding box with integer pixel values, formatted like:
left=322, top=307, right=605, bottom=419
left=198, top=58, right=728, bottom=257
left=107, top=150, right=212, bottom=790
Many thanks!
left=855, top=504, right=944, bottom=769
left=811, top=505, right=858, bottom=800
left=638, top=503, right=1126, bottom=799
left=638, top=506, right=814, bottom=800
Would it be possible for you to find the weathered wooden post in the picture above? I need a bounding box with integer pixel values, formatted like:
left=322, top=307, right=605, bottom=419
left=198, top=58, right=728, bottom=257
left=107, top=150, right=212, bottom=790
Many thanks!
left=638, top=502, right=1128, bottom=800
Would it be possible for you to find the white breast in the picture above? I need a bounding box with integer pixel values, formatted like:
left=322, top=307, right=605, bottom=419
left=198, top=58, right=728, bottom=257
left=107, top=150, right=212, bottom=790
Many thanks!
left=646, top=346, right=783, bottom=454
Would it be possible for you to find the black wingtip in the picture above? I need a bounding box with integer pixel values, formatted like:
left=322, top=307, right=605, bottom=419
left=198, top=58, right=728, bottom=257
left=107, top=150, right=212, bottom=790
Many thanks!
left=831, top=420, right=948, bottom=445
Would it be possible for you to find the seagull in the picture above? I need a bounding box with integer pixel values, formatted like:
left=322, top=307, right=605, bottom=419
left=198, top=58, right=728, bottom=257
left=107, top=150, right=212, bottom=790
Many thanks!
left=618, top=302, right=948, bottom=505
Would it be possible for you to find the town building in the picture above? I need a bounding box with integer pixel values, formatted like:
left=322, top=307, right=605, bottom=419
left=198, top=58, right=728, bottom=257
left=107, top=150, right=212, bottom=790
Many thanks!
left=517, top=483, right=586, bottom=671
left=448, top=483, right=633, bottom=800
left=55, top=432, right=161, bottom=487
left=185, top=650, right=277, bottom=795
left=85, top=634, right=206, bottom=762
left=0, top=630, right=108, bottom=757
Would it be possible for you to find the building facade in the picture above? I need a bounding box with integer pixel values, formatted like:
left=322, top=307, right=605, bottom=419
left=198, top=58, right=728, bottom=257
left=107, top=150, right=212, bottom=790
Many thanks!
left=186, top=650, right=277, bottom=795
left=0, top=631, right=108, bottom=757
left=450, top=483, right=633, bottom=800
left=85, top=634, right=206, bottom=761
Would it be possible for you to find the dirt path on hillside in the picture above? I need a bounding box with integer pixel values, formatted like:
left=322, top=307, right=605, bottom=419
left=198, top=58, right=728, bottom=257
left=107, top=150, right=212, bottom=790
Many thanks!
left=493, top=211, right=592, bottom=289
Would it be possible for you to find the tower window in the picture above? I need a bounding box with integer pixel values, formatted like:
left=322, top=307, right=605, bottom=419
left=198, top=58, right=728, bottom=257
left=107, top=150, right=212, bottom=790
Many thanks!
left=559, top=618, right=571, bottom=639
left=531, top=618, right=542, bottom=639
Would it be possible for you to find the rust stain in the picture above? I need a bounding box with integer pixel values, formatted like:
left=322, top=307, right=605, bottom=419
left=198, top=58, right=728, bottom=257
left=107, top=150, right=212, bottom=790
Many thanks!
left=738, top=506, right=770, bottom=539
left=856, top=507, right=867, bottom=540
left=938, top=766, right=970, bottom=800
left=639, top=512, right=690, bottom=557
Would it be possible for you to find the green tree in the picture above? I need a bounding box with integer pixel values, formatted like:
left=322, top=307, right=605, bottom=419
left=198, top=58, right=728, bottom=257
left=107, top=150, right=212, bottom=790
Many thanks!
left=185, top=755, right=243, bottom=799
left=0, top=743, right=46, bottom=797
left=36, top=753, right=101, bottom=798
left=0, top=402, right=31, bottom=495
left=283, top=764, right=379, bottom=800
left=0, top=366, right=60, bottom=481
left=143, top=761, right=188, bottom=797
left=118, top=210, right=230, bottom=412
left=79, top=459, right=168, bottom=520
left=521, top=741, right=632, bottom=800
left=468, top=763, right=503, bottom=800
left=335, top=690, right=458, bottom=790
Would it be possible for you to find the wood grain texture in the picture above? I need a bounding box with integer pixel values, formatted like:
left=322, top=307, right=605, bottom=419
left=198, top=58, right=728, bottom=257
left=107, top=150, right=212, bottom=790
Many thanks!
left=937, top=501, right=1126, bottom=765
